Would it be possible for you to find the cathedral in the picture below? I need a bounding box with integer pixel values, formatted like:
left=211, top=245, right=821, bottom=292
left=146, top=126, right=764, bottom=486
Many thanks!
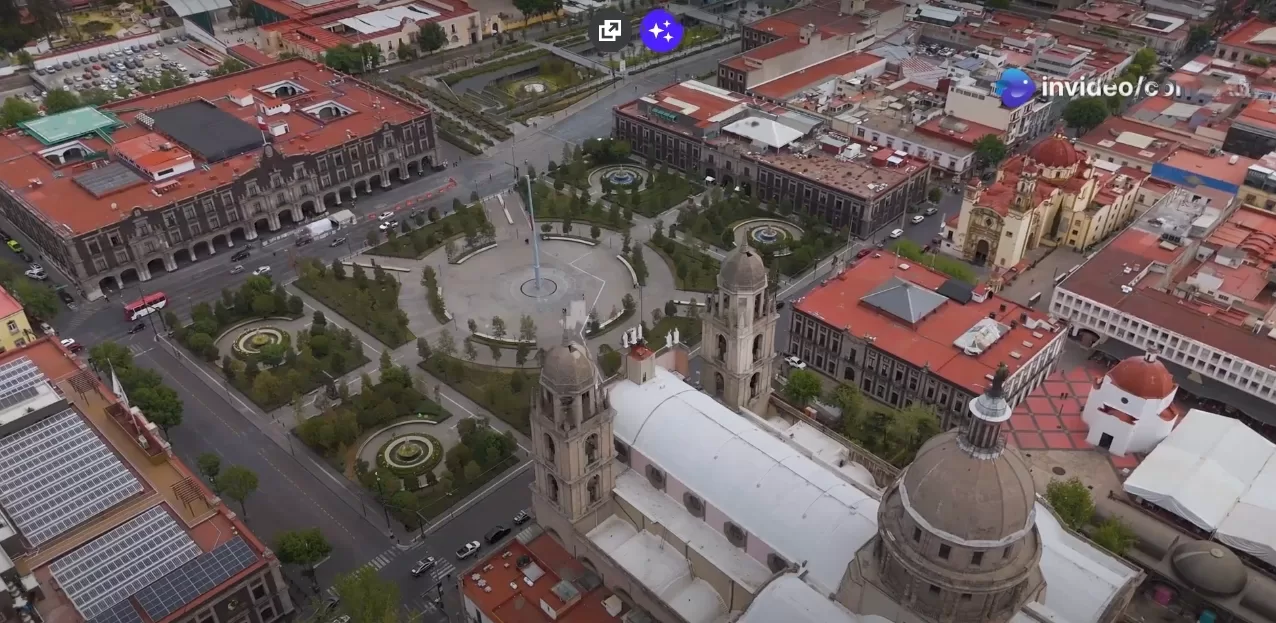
left=944, top=135, right=1145, bottom=269
left=523, top=247, right=1143, bottom=623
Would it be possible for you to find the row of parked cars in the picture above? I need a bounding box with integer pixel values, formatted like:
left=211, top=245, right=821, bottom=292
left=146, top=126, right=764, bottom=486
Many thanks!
left=35, top=35, right=189, bottom=76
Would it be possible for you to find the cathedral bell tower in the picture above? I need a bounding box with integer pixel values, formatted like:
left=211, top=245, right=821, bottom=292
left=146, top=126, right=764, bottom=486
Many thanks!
left=530, top=320, right=617, bottom=535
left=701, top=247, right=779, bottom=414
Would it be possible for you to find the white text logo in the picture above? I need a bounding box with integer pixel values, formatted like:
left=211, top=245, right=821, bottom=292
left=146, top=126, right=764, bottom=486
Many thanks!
left=1039, top=77, right=1184, bottom=99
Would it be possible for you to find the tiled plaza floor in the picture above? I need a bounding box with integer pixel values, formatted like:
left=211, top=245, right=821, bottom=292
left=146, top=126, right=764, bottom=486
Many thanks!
left=1007, top=361, right=1142, bottom=470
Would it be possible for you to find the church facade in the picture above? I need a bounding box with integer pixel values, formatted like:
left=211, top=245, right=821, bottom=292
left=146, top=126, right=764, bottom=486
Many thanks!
left=944, top=135, right=1146, bottom=269
left=519, top=247, right=1144, bottom=623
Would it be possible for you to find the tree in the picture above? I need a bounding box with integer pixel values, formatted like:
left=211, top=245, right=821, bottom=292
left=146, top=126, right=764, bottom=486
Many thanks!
left=275, top=528, right=333, bottom=590
left=324, top=43, right=378, bottom=74
left=519, top=315, right=536, bottom=341
left=1188, top=25, right=1210, bottom=52
left=44, top=88, right=81, bottom=114
left=10, top=279, right=60, bottom=320
left=0, top=97, right=37, bottom=129
left=1063, top=97, right=1109, bottom=133
left=333, top=567, right=400, bottom=623
left=397, top=40, right=417, bottom=62
left=80, top=88, right=113, bottom=106
left=927, top=187, right=943, bottom=203
left=437, top=329, right=456, bottom=357
left=784, top=369, right=822, bottom=406
left=216, top=465, right=260, bottom=518
left=1090, top=517, right=1137, bottom=556
left=590, top=224, right=601, bottom=241
left=827, top=382, right=865, bottom=435
left=464, top=338, right=478, bottom=361
left=132, top=385, right=183, bottom=437
left=210, top=58, right=247, bottom=76
left=491, top=316, right=507, bottom=339
left=419, top=22, right=447, bottom=54
left=973, top=134, right=1008, bottom=168
left=663, top=300, right=678, bottom=317
left=515, top=343, right=530, bottom=366
left=196, top=453, right=222, bottom=489
left=1045, top=477, right=1095, bottom=531
left=14, top=50, right=33, bottom=69
left=417, top=337, right=433, bottom=361
left=467, top=318, right=478, bottom=334
left=489, top=344, right=503, bottom=364
left=89, top=341, right=134, bottom=373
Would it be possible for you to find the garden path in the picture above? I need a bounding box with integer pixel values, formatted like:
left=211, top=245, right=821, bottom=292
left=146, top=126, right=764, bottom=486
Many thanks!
left=213, top=316, right=315, bottom=362
left=356, top=419, right=461, bottom=477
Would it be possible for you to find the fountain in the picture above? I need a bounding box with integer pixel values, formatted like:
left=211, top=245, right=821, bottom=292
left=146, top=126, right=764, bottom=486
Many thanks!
left=751, top=225, right=782, bottom=245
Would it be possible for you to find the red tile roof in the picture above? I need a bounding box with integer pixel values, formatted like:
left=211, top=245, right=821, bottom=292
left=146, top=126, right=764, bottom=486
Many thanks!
left=916, top=115, right=1003, bottom=147
left=0, top=286, right=22, bottom=318
left=461, top=533, right=621, bottom=623
left=723, top=0, right=902, bottom=72
left=226, top=44, right=276, bottom=67
left=0, top=59, right=427, bottom=236
left=1076, top=117, right=1181, bottom=164
left=751, top=52, right=884, bottom=99
left=794, top=252, right=1064, bottom=394
left=1220, top=17, right=1276, bottom=55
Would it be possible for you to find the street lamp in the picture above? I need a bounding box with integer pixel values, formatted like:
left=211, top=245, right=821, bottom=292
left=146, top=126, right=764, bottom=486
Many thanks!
left=374, top=472, right=392, bottom=533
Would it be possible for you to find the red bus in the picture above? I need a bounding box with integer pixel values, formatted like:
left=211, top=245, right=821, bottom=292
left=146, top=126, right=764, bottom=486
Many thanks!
left=124, top=292, right=167, bottom=321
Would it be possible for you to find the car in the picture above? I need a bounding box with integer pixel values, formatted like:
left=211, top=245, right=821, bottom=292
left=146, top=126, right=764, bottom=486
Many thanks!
left=378, top=220, right=397, bottom=231
left=57, top=289, right=74, bottom=305
left=378, top=210, right=395, bottom=221
left=71, top=59, right=81, bottom=67
left=329, top=617, right=350, bottom=623
left=148, top=42, right=157, bottom=49
left=7, top=240, right=22, bottom=253
left=128, top=322, right=146, bottom=334
left=513, top=510, right=530, bottom=525
left=165, top=36, right=176, bottom=44
left=889, top=228, right=904, bottom=239
left=855, top=248, right=872, bottom=260
left=60, top=338, right=83, bottom=353
left=923, top=206, right=938, bottom=216
left=36, top=68, right=46, bottom=76
left=485, top=526, right=511, bottom=545
left=785, top=355, right=807, bottom=370
left=329, top=236, right=347, bottom=247
left=230, top=265, right=245, bottom=275
left=61, top=61, right=71, bottom=69
left=910, top=215, right=925, bottom=224
left=410, top=557, right=437, bottom=577
left=295, top=235, right=313, bottom=247
left=252, top=266, right=271, bottom=276
left=456, top=541, right=481, bottom=559
left=24, top=268, right=46, bottom=281
left=230, top=249, right=250, bottom=261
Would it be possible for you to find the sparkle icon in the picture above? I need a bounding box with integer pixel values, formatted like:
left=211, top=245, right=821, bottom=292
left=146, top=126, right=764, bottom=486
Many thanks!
left=640, top=9, right=683, bottom=54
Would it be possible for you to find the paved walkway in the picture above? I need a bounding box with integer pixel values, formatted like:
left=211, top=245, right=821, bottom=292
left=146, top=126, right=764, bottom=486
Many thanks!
left=529, top=40, right=612, bottom=74
left=214, top=317, right=313, bottom=362
left=357, top=420, right=461, bottom=482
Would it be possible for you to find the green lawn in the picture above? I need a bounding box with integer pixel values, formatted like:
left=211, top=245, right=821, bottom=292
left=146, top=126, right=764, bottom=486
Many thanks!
left=647, top=238, right=721, bottom=292
left=367, top=204, right=489, bottom=260
left=294, top=259, right=414, bottom=348
left=420, top=354, right=538, bottom=435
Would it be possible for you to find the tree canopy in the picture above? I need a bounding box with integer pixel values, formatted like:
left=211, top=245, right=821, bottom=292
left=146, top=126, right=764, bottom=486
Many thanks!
left=332, top=567, right=403, bottom=623
left=418, top=22, right=447, bottom=54
left=1045, top=477, right=1095, bottom=531
left=210, top=58, right=248, bottom=77
left=1063, top=97, right=1109, bottom=134
left=44, top=88, right=81, bottom=114
left=276, top=528, right=333, bottom=589
left=216, top=465, right=260, bottom=518
left=512, top=0, right=561, bottom=19
left=973, top=134, right=1008, bottom=167
left=324, top=43, right=383, bottom=74
left=784, top=369, right=822, bottom=406
left=0, top=97, right=37, bottom=129
left=87, top=340, right=184, bottom=436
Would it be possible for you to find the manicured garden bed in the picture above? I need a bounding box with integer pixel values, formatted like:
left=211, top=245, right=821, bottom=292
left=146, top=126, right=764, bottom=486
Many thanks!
left=297, top=367, right=452, bottom=459
left=171, top=276, right=304, bottom=361
left=420, top=354, right=537, bottom=435
left=222, top=315, right=370, bottom=411
left=647, top=238, right=721, bottom=293
left=295, top=259, right=415, bottom=348
left=367, top=203, right=491, bottom=260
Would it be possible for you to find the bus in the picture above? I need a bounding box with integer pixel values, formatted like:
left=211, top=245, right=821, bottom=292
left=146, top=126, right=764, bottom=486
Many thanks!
left=124, top=292, right=167, bottom=321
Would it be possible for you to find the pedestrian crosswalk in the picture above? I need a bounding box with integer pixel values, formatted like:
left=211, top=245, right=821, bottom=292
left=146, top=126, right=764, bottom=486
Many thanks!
left=321, top=547, right=456, bottom=605
left=364, top=545, right=401, bottom=571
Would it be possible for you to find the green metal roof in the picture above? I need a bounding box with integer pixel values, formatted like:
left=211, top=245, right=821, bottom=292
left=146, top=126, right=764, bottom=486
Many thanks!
left=18, top=107, right=123, bottom=146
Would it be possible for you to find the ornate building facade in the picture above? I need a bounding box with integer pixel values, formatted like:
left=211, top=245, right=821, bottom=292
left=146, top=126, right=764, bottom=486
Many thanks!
left=700, top=247, right=779, bottom=414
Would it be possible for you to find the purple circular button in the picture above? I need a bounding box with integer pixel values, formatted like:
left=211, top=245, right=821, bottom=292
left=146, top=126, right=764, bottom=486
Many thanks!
left=640, top=9, right=684, bottom=54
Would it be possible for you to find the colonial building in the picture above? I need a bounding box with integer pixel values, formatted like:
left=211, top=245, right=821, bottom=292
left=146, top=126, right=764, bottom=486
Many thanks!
left=1081, top=350, right=1180, bottom=456
left=944, top=134, right=1145, bottom=269
left=700, top=248, right=779, bottom=414
left=614, top=80, right=932, bottom=238
left=0, top=58, right=436, bottom=301
left=498, top=251, right=1142, bottom=623
left=786, top=251, right=1065, bottom=428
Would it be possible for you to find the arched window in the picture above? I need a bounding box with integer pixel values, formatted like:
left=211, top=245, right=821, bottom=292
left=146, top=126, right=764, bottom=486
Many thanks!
left=548, top=476, right=560, bottom=503
left=544, top=434, right=556, bottom=464
left=717, top=335, right=727, bottom=361
left=724, top=521, right=747, bottom=548
left=714, top=372, right=725, bottom=398
left=588, top=475, right=600, bottom=504
left=754, top=293, right=763, bottom=318
left=749, top=373, right=760, bottom=398
left=752, top=334, right=763, bottom=362
left=683, top=492, right=705, bottom=518
left=614, top=440, right=630, bottom=464
left=767, top=553, right=789, bottom=573
left=646, top=465, right=666, bottom=491
left=585, top=434, right=599, bottom=465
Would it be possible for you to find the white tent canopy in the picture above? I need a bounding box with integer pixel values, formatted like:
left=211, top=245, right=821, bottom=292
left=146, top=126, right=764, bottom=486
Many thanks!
left=1123, top=410, right=1276, bottom=566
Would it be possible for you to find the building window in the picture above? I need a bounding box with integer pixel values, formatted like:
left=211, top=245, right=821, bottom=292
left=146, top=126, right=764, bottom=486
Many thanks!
left=547, top=476, right=559, bottom=503
left=250, top=578, right=268, bottom=601
left=912, top=527, right=922, bottom=542
left=195, top=609, right=216, bottom=623
left=724, top=521, right=747, bottom=548
left=938, top=544, right=951, bottom=559
left=588, top=475, right=600, bottom=504
left=767, top=553, right=789, bottom=573
left=585, top=434, right=598, bottom=464
left=614, top=440, right=630, bottom=464
left=929, top=585, right=941, bottom=595
left=683, top=492, right=705, bottom=518
left=258, top=604, right=277, bottom=622
left=6, top=321, right=18, bottom=334
left=646, top=465, right=666, bottom=490
left=971, top=551, right=984, bottom=566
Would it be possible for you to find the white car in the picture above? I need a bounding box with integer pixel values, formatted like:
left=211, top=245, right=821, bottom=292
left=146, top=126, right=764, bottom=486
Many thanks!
left=455, top=541, right=481, bottom=560
left=889, top=228, right=904, bottom=239
left=252, top=266, right=271, bottom=276
left=60, top=338, right=83, bottom=353
left=379, top=220, right=397, bottom=231
left=378, top=210, right=395, bottom=221
left=910, top=215, right=925, bottom=224
left=24, top=268, right=46, bottom=280
left=785, top=356, right=807, bottom=370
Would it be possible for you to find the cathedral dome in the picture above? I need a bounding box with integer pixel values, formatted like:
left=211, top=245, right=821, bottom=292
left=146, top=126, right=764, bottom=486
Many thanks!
left=1028, top=135, right=1082, bottom=169
left=1108, top=351, right=1176, bottom=399
left=541, top=342, right=596, bottom=391
left=719, top=248, right=768, bottom=291
left=1170, top=540, right=1248, bottom=597
left=899, top=431, right=1038, bottom=542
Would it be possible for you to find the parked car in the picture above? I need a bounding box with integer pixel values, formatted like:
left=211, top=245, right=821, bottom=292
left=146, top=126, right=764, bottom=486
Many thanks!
left=855, top=248, right=872, bottom=260
left=7, top=240, right=22, bottom=253
left=485, top=526, right=511, bottom=545
left=24, top=268, right=46, bottom=281
left=455, top=541, right=481, bottom=560
left=910, top=215, right=925, bottom=224
left=329, top=236, right=347, bottom=247
left=57, top=290, right=74, bottom=305
left=513, top=510, right=530, bottom=525
left=230, top=249, right=250, bottom=261
left=410, top=557, right=437, bottom=577
left=378, top=210, right=395, bottom=221
left=60, top=338, right=83, bottom=353
left=378, top=220, right=397, bottom=231
left=923, top=206, right=938, bottom=216
left=252, top=266, right=272, bottom=276
left=295, top=235, right=313, bottom=247
left=785, top=355, right=807, bottom=370
left=128, top=322, right=146, bottom=334
left=888, top=228, right=904, bottom=239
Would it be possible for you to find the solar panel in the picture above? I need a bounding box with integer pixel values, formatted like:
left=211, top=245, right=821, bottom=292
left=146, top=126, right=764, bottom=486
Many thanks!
left=0, top=357, right=46, bottom=411
left=134, top=537, right=259, bottom=621
left=50, top=506, right=201, bottom=619
left=0, top=409, right=144, bottom=545
left=88, top=598, right=144, bottom=623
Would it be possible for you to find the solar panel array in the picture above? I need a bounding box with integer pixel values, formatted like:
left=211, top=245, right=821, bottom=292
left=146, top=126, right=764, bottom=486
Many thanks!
left=87, top=597, right=144, bottom=623
left=50, top=506, right=202, bottom=619
left=0, top=409, right=144, bottom=545
left=134, top=537, right=259, bottom=621
left=0, top=357, right=46, bottom=411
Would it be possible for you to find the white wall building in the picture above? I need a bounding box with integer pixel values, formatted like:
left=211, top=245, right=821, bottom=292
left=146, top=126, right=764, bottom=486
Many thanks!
left=944, top=77, right=1053, bottom=144
left=1081, top=351, right=1180, bottom=456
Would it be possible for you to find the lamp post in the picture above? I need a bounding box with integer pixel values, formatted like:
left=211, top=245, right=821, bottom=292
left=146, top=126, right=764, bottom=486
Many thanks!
left=374, top=472, right=392, bottom=532
left=513, top=161, right=543, bottom=292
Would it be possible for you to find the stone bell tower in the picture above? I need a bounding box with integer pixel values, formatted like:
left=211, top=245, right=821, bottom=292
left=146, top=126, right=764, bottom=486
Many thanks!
left=700, top=247, right=779, bottom=414
left=530, top=316, right=617, bottom=537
